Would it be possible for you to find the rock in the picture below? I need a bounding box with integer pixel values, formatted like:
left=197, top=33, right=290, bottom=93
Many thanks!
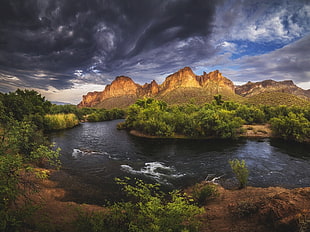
left=235, top=79, right=310, bottom=99
left=78, top=67, right=235, bottom=108
left=160, top=67, right=201, bottom=94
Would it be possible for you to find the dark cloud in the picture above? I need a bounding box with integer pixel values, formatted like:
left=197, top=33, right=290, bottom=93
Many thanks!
left=0, top=0, right=217, bottom=90
left=0, top=0, right=309, bottom=102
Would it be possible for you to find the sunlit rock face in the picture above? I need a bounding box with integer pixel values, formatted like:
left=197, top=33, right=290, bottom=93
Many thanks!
left=78, top=67, right=236, bottom=108
left=101, top=76, right=140, bottom=98
left=235, top=79, right=310, bottom=99
left=140, top=80, right=160, bottom=97
left=78, top=91, right=102, bottom=108
left=160, top=67, right=201, bottom=94
left=196, top=70, right=235, bottom=93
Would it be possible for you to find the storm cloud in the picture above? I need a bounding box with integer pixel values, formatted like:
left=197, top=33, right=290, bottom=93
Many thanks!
left=0, top=0, right=309, bottom=103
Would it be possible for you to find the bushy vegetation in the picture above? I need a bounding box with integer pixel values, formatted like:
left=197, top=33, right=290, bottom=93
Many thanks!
left=50, top=104, right=85, bottom=120
left=270, top=112, right=310, bottom=142
left=44, top=113, right=79, bottom=131
left=229, top=159, right=249, bottom=189
left=121, top=97, right=310, bottom=142
left=0, top=89, right=61, bottom=231
left=122, top=97, right=245, bottom=138
left=76, top=178, right=205, bottom=232
left=86, top=108, right=125, bottom=122
left=192, top=183, right=219, bottom=206
left=50, top=104, right=125, bottom=122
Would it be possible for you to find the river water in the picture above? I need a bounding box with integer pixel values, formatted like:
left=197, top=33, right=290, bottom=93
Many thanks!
left=50, top=120, right=310, bottom=204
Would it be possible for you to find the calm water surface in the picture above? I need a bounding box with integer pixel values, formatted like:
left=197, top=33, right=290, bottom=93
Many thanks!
left=50, top=120, right=310, bottom=204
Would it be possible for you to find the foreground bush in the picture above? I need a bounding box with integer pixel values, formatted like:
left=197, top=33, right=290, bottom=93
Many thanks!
left=76, top=178, right=205, bottom=232
left=0, top=120, right=61, bottom=231
left=192, top=183, right=219, bottom=206
left=229, top=159, right=249, bottom=189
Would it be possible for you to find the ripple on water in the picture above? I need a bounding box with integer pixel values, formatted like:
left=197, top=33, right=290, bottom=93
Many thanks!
left=121, top=162, right=184, bottom=184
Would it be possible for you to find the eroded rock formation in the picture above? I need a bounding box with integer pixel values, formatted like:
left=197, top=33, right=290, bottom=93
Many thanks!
left=236, top=79, right=310, bottom=99
left=78, top=67, right=235, bottom=108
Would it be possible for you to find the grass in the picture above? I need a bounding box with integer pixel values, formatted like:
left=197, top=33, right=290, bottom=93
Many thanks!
left=44, top=113, right=79, bottom=130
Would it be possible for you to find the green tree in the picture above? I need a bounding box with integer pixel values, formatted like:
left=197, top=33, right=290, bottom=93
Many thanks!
left=0, top=89, right=62, bottom=231
left=270, top=112, right=310, bottom=142
left=1, top=89, right=52, bottom=130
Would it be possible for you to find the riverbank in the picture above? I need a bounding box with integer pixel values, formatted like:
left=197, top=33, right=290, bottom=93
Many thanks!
left=129, top=124, right=273, bottom=139
left=21, top=170, right=310, bottom=232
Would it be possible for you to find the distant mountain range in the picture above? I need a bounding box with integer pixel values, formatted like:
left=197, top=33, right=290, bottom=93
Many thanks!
left=78, top=67, right=310, bottom=108
left=51, top=101, right=72, bottom=105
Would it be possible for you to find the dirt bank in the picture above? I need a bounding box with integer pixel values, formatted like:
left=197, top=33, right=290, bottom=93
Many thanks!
left=21, top=170, right=310, bottom=232
left=189, top=182, right=310, bottom=232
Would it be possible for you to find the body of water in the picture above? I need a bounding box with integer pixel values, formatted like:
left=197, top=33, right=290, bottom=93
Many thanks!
left=50, top=120, right=310, bottom=204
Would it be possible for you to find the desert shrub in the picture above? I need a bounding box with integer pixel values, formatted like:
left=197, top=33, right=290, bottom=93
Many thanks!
left=44, top=113, right=79, bottom=130
left=229, top=159, right=249, bottom=189
left=228, top=201, right=258, bottom=218
left=192, top=183, right=219, bottom=206
left=76, top=178, right=204, bottom=232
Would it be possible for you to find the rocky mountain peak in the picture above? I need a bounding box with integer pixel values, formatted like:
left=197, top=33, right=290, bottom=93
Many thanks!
left=236, top=79, right=310, bottom=99
left=160, top=67, right=200, bottom=93
left=78, top=67, right=237, bottom=108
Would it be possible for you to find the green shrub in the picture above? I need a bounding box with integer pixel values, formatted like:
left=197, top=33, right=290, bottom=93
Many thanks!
left=270, top=112, right=310, bottom=142
left=44, top=113, right=79, bottom=130
left=75, top=178, right=205, bottom=232
left=229, top=159, right=249, bottom=189
left=192, top=183, right=219, bottom=206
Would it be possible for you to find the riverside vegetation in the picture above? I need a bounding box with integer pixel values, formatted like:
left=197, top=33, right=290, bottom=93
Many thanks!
left=1, top=89, right=310, bottom=231
left=0, top=89, right=124, bottom=231
left=119, top=96, right=310, bottom=143
left=76, top=178, right=205, bottom=232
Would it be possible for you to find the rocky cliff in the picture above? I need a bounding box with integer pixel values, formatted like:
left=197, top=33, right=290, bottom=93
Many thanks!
left=78, top=67, right=235, bottom=108
left=78, top=67, right=309, bottom=108
left=236, top=79, right=310, bottom=100
left=78, top=76, right=159, bottom=108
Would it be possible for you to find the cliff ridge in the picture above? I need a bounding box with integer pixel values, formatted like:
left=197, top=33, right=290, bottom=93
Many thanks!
left=78, top=67, right=234, bottom=108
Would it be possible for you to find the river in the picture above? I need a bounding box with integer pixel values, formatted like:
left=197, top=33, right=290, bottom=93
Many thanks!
left=50, top=120, right=310, bottom=204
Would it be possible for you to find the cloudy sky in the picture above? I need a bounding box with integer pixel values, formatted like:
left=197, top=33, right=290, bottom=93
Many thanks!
left=0, top=0, right=309, bottom=104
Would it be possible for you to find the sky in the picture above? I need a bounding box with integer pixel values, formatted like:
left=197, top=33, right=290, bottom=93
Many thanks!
left=0, top=0, right=309, bottom=104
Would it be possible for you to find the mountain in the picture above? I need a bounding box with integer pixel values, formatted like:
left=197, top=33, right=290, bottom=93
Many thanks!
left=51, top=101, right=71, bottom=105
left=78, top=67, right=310, bottom=108
left=78, top=67, right=235, bottom=108
left=236, top=80, right=310, bottom=100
